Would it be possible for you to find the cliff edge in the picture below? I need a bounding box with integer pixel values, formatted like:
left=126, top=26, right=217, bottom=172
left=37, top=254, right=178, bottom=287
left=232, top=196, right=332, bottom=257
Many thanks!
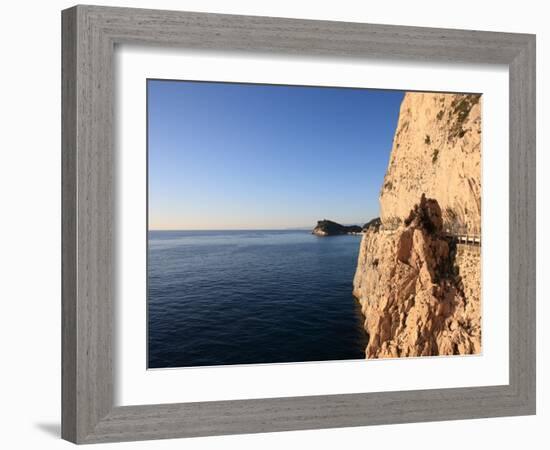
left=353, top=92, right=482, bottom=358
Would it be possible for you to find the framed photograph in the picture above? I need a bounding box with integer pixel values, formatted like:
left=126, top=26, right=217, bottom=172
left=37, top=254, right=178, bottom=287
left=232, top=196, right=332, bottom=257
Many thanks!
left=62, top=5, right=536, bottom=444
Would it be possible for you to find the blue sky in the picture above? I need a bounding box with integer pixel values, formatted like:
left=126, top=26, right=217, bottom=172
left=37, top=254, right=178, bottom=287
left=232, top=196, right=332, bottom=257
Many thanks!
left=148, top=80, right=404, bottom=230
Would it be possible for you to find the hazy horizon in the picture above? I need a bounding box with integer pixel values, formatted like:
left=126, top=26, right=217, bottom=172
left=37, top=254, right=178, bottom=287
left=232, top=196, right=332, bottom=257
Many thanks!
left=148, top=80, right=404, bottom=230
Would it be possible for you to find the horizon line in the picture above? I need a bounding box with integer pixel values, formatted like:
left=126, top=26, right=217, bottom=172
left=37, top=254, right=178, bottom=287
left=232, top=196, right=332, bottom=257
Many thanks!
left=148, top=227, right=313, bottom=232
left=148, top=226, right=373, bottom=232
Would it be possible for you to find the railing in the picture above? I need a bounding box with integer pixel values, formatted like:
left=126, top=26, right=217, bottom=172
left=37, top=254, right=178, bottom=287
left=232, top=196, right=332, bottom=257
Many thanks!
left=444, top=233, right=481, bottom=246
left=443, top=226, right=481, bottom=246
left=376, top=223, right=481, bottom=246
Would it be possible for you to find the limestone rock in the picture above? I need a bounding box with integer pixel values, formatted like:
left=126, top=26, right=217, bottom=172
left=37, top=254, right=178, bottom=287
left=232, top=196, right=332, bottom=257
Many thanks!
left=353, top=196, right=481, bottom=358
left=380, top=93, right=481, bottom=234
left=353, top=92, right=482, bottom=358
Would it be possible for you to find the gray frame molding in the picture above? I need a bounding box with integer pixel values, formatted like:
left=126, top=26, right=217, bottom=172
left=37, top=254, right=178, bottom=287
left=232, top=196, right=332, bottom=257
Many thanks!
left=62, top=5, right=536, bottom=444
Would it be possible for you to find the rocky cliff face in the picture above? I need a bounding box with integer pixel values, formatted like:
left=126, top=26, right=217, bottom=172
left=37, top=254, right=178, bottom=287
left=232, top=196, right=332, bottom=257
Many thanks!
left=353, top=92, right=482, bottom=358
left=380, top=93, right=481, bottom=233
left=353, top=195, right=481, bottom=357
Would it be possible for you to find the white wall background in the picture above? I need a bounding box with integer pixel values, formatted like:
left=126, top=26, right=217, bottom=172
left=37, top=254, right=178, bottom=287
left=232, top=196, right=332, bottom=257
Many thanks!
left=0, top=1, right=546, bottom=448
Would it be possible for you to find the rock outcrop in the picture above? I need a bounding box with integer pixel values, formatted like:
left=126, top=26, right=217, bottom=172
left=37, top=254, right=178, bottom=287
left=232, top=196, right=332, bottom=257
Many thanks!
left=312, top=220, right=362, bottom=236
left=353, top=195, right=481, bottom=357
left=353, top=92, right=482, bottom=358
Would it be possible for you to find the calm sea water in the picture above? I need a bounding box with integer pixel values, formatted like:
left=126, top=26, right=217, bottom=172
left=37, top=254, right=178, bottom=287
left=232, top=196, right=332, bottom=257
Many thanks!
left=148, top=230, right=368, bottom=368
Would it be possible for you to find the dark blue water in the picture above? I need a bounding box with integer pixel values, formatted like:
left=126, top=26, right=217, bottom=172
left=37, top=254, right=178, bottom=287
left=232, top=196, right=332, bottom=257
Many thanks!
left=148, top=230, right=367, bottom=368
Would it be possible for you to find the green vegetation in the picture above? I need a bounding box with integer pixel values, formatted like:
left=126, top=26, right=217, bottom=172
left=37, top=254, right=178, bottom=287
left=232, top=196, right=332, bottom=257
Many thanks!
left=447, top=94, right=481, bottom=142
left=362, top=217, right=381, bottom=232
left=313, top=220, right=362, bottom=236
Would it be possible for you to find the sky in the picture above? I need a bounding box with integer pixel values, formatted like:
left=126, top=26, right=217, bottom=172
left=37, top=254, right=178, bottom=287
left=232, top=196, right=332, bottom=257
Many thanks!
left=148, top=79, right=404, bottom=230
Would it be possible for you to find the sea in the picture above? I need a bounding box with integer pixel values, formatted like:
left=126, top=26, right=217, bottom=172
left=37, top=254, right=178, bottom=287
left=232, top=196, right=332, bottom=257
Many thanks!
left=148, top=230, right=368, bottom=368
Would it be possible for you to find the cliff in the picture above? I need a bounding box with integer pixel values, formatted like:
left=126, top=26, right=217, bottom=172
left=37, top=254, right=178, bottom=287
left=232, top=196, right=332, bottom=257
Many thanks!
left=353, top=92, right=482, bottom=358
left=380, top=93, right=481, bottom=234
left=312, top=220, right=362, bottom=236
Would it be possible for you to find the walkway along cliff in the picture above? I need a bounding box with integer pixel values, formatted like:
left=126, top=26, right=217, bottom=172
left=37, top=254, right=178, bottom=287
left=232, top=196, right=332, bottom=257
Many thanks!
left=353, top=92, right=482, bottom=358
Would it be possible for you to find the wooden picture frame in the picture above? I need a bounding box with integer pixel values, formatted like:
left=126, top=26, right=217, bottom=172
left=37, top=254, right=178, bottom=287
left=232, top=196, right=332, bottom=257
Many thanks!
left=62, top=5, right=536, bottom=444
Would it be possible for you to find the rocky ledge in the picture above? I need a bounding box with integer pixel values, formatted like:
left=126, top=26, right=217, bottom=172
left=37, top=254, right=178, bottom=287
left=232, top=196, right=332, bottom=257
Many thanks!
left=312, top=220, right=362, bottom=237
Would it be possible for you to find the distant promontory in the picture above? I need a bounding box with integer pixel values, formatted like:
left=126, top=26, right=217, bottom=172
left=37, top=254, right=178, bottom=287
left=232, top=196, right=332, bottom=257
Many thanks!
left=362, top=217, right=381, bottom=232
left=312, top=220, right=362, bottom=237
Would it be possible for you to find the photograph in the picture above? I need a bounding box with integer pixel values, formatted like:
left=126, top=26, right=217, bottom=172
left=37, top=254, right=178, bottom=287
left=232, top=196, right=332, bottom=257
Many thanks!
left=147, top=80, right=482, bottom=368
